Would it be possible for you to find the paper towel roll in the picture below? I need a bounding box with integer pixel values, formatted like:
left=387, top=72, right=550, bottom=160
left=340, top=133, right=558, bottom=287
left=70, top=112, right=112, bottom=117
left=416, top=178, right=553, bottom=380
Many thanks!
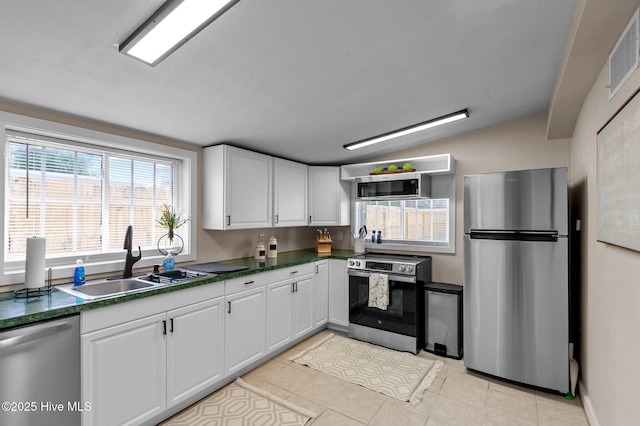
left=24, top=237, right=46, bottom=289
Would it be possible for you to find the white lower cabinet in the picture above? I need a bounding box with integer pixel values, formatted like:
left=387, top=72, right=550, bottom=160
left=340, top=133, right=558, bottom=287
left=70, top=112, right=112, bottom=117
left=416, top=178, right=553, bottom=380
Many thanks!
left=266, top=279, right=294, bottom=351
left=266, top=266, right=315, bottom=352
left=224, top=285, right=266, bottom=376
left=82, top=289, right=225, bottom=426
left=167, top=299, right=225, bottom=407
left=328, top=259, right=349, bottom=327
left=81, top=259, right=335, bottom=425
left=313, top=260, right=329, bottom=328
left=83, top=313, right=167, bottom=426
left=292, top=274, right=314, bottom=338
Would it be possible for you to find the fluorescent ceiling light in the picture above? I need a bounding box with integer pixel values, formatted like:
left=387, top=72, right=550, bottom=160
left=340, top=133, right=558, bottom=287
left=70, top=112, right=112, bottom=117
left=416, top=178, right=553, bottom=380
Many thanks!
left=120, top=0, right=240, bottom=66
left=344, top=109, right=469, bottom=151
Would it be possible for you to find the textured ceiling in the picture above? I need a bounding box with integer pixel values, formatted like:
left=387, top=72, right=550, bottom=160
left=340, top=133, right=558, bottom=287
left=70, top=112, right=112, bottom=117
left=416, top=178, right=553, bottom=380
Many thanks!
left=0, top=1, right=576, bottom=164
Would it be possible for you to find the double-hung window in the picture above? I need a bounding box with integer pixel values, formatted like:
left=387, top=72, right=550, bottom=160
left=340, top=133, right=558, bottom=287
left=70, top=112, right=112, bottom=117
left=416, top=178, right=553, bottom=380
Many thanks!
left=1, top=113, right=196, bottom=286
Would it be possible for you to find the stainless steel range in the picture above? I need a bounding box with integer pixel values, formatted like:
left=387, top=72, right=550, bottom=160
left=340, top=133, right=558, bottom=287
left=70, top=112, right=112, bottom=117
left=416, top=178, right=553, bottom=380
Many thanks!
left=347, top=253, right=432, bottom=354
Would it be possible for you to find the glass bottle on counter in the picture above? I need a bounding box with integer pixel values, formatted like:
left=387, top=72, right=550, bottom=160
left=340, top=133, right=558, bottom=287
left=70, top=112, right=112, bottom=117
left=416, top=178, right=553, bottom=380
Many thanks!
left=371, top=230, right=376, bottom=243
left=377, top=230, right=382, bottom=244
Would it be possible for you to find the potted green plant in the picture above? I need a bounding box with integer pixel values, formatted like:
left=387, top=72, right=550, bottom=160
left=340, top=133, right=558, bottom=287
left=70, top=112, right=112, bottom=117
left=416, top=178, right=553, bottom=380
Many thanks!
left=157, top=204, right=189, bottom=255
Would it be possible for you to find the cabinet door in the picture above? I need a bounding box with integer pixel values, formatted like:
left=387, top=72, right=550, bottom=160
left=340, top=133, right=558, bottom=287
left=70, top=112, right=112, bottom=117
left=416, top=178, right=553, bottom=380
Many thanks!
left=309, top=166, right=350, bottom=226
left=167, top=297, right=225, bottom=408
left=328, top=259, right=349, bottom=327
left=82, top=313, right=166, bottom=426
left=225, top=286, right=266, bottom=376
left=274, top=158, right=308, bottom=227
left=226, top=147, right=273, bottom=229
left=293, top=274, right=314, bottom=339
left=313, top=261, right=329, bottom=327
left=266, top=279, right=294, bottom=352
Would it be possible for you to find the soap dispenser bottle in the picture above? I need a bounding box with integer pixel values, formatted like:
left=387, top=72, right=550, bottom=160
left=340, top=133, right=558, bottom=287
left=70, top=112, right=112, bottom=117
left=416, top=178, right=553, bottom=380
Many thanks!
left=73, top=259, right=85, bottom=287
left=163, top=250, right=175, bottom=271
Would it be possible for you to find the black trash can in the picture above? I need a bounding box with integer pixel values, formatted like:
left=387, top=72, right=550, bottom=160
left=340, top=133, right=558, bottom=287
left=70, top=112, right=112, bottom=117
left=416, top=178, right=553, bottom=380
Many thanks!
left=423, top=282, right=463, bottom=359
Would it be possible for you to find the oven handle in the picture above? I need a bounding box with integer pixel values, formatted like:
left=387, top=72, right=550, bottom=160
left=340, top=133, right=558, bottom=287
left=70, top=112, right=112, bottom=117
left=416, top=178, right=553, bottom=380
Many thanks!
left=347, top=270, right=416, bottom=283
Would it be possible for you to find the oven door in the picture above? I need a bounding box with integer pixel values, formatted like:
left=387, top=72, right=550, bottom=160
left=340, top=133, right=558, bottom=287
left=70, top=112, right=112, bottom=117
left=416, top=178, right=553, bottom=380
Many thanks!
left=348, top=269, right=418, bottom=337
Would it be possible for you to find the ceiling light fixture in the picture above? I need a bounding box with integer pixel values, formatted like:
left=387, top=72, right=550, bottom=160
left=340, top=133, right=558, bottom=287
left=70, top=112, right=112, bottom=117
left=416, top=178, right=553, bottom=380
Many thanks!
left=343, top=109, right=470, bottom=151
left=120, top=0, right=241, bottom=66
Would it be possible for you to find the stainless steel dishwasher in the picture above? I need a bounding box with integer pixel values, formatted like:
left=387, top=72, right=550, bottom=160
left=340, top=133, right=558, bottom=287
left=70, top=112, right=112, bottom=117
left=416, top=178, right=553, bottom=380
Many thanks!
left=0, top=314, right=80, bottom=426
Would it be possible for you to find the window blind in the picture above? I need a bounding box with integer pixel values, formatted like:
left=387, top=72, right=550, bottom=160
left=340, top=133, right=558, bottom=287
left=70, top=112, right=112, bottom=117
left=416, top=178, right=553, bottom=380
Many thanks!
left=358, top=199, right=449, bottom=246
left=4, top=129, right=183, bottom=268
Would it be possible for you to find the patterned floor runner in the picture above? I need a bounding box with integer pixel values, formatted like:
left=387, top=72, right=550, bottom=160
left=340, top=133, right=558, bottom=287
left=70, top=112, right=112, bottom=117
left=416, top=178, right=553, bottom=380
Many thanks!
left=291, top=333, right=444, bottom=406
left=161, top=378, right=315, bottom=426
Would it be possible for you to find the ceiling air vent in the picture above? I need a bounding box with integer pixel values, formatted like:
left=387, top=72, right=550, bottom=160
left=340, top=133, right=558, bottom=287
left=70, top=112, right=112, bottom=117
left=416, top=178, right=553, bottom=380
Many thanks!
left=609, top=8, right=639, bottom=100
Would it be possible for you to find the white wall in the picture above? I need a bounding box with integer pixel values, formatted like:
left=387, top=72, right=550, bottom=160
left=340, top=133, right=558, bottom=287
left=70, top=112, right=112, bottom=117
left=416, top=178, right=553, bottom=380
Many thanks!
left=569, top=54, right=640, bottom=426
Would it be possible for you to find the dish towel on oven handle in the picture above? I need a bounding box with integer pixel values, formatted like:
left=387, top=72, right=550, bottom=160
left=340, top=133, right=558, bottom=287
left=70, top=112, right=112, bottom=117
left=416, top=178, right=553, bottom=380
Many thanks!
left=368, top=273, right=389, bottom=310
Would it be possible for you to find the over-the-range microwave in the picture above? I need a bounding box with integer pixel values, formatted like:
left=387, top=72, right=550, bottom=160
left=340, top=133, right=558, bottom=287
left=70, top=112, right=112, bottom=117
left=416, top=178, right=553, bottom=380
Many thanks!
left=355, top=172, right=431, bottom=200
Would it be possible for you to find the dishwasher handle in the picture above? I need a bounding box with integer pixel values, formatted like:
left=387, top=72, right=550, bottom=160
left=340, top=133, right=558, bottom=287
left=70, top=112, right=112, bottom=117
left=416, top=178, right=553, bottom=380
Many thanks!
left=0, top=321, right=73, bottom=351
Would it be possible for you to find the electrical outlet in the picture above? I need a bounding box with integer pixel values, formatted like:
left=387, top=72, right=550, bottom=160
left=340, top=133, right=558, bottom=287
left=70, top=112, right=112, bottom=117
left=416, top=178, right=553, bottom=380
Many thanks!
left=337, top=232, right=343, bottom=240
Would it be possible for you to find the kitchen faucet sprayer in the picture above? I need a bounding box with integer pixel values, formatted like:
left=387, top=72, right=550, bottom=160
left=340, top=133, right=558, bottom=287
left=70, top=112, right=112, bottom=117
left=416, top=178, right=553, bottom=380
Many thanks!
left=123, top=225, right=141, bottom=278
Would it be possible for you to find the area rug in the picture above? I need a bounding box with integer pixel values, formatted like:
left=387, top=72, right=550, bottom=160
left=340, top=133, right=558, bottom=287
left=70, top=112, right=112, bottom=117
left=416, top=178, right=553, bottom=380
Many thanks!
left=161, top=378, right=316, bottom=426
left=290, top=333, right=443, bottom=406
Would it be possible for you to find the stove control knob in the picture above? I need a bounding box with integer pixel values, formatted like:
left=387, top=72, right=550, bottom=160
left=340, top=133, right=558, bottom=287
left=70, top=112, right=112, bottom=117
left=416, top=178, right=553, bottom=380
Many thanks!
left=398, top=265, right=406, bottom=272
left=355, top=261, right=361, bottom=267
left=406, top=265, right=414, bottom=273
left=348, top=260, right=354, bottom=266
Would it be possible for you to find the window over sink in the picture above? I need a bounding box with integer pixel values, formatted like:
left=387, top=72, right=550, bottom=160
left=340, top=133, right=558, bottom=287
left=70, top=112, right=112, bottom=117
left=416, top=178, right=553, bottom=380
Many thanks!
left=0, top=112, right=197, bottom=286
left=353, top=173, right=456, bottom=254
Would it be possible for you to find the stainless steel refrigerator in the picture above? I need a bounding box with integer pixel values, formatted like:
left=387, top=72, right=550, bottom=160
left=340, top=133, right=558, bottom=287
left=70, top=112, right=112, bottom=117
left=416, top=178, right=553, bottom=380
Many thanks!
left=463, top=167, right=569, bottom=393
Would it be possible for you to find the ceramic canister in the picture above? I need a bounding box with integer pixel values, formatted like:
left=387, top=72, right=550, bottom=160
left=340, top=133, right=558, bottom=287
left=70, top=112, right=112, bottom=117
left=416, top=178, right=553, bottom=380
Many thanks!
left=254, top=242, right=266, bottom=260
left=267, top=236, right=278, bottom=258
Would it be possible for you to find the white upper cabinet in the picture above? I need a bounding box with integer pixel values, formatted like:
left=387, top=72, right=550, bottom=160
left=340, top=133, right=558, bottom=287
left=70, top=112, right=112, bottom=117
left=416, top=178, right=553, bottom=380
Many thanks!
left=273, top=158, right=308, bottom=227
left=203, top=145, right=273, bottom=230
left=309, top=166, right=350, bottom=226
left=203, top=146, right=349, bottom=229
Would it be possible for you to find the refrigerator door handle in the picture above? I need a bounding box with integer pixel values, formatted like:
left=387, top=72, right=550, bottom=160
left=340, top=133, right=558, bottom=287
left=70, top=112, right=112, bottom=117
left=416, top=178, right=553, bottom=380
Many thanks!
left=469, top=230, right=558, bottom=242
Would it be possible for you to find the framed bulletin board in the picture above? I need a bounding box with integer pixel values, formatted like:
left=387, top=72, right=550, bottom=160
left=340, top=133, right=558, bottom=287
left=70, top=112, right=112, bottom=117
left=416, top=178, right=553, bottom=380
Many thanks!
left=597, top=87, right=640, bottom=252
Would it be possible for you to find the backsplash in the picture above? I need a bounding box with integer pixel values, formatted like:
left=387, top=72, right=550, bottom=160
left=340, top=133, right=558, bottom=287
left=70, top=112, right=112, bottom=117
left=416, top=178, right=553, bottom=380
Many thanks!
left=198, top=225, right=352, bottom=263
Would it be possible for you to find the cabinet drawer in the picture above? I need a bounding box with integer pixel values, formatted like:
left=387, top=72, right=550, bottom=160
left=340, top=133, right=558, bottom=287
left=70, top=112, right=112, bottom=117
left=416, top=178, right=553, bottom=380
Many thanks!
left=267, top=263, right=314, bottom=283
left=225, top=274, right=267, bottom=295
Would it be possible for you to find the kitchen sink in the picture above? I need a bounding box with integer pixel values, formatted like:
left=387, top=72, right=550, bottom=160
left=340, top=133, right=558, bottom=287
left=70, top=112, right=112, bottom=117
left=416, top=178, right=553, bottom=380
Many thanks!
left=68, top=279, right=155, bottom=297
left=56, top=278, right=159, bottom=300
left=56, top=269, right=210, bottom=300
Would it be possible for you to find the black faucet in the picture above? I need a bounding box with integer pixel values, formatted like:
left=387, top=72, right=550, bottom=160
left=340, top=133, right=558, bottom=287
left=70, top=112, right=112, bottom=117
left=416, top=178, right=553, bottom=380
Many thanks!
left=122, top=225, right=142, bottom=278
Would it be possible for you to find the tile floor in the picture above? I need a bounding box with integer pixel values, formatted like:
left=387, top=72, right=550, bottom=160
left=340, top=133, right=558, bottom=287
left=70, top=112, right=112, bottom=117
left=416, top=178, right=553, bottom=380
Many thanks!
left=191, top=330, right=589, bottom=425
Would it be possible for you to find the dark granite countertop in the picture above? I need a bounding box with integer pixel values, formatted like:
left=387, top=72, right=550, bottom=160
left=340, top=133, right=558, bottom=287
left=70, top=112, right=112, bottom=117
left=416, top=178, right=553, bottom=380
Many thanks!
left=0, top=249, right=355, bottom=331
